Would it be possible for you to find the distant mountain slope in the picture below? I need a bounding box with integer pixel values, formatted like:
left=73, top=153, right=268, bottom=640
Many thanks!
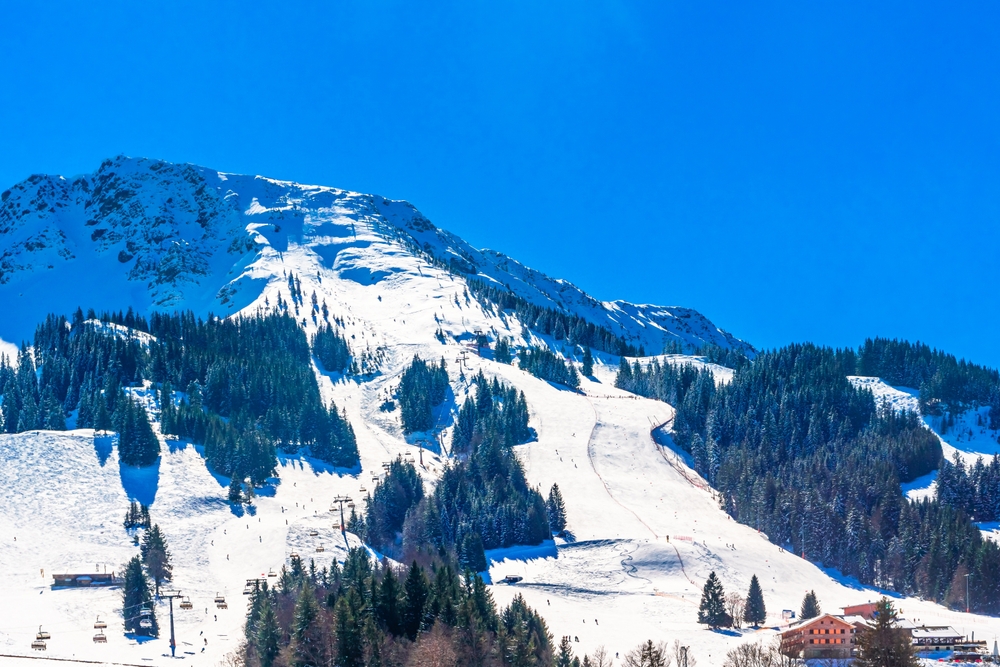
left=0, top=156, right=752, bottom=355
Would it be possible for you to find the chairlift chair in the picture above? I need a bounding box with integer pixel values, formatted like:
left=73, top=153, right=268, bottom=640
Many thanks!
left=180, top=597, right=193, bottom=610
left=316, top=544, right=325, bottom=552
left=309, top=529, right=319, bottom=537
left=94, top=616, right=107, bottom=629
left=139, top=618, right=153, bottom=630
left=267, top=569, right=277, bottom=577
left=93, top=632, right=107, bottom=643
left=289, top=552, right=299, bottom=559
left=36, top=626, right=50, bottom=640
left=359, top=486, right=367, bottom=493
left=31, top=639, right=46, bottom=650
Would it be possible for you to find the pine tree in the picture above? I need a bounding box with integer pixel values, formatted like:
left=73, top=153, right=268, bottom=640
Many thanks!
left=122, top=555, right=157, bottom=636
left=547, top=483, right=567, bottom=534
left=140, top=524, right=172, bottom=595
left=697, top=571, right=728, bottom=628
left=255, top=596, right=281, bottom=667
left=375, top=565, right=404, bottom=636
left=581, top=347, right=594, bottom=378
left=291, top=583, right=326, bottom=667
left=228, top=474, right=243, bottom=504
left=403, top=560, right=429, bottom=640
left=852, top=598, right=919, bottom=667
left=94, top=395, right=113, bottom=434
left=557, top=635, right=576, bottom=667
left=743, top=574, right=766, bottom=627
left=495, top=337, right=512, bottom=364
left=800, top=590, right=821, bottom=620
left=335, top=595, right=364, bottom=667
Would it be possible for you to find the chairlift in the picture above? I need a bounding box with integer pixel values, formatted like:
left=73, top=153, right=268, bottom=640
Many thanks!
left=94, top=616, right=107, bottom=629
left=214, top=592, right=226, bottom=605
left=359, top=486, right=367, bottom=493
left=289, top=552, right=299, bottom=559
left=140, top=618, right=153, bottom=630
left=180, top=597, right=193, bottom=610
left=316, top=544, right=325, bottom=552
left=267, top=569, right=277, bottom=577
left=36, top=626, right=50, bottom=640
left=309, top=529, right=319, bottom=537
left=93, top=632, right=107, bottom=643
left=347, top=502, right=355, bottom=510
left=31, top=639, right=46, bottom=650
left=140, top=608, right=152, bottom=618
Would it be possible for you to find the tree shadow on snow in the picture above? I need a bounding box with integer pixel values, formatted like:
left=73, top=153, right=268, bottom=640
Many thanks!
left=93, top=433, right=114, bottom=466
left=119, top=457, right=160, bottom=506
left=276, top=451, right=362, bottom=478
left=711, top=628, right=743, bottom=637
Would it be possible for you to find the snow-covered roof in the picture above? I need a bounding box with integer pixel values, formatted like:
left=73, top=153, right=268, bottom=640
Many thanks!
left=912, top=627, right=963, bottom=640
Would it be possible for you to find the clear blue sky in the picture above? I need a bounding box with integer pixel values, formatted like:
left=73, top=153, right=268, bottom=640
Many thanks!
left=2, top=1, right=998, bottom=366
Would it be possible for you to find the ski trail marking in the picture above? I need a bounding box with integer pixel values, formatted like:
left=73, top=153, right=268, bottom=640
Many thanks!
left=583, top=396, right=659, bottom=540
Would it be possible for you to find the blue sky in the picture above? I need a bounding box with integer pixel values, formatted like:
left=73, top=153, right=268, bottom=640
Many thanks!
left=2, top=1, right=998, bottom=366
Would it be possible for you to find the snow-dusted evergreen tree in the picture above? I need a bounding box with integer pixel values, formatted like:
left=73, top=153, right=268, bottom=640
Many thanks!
left=743, top=574, right=766, bottom=627
left=122, top=555, right=157, bottom=636
left=115, top=396, right=160, bottom=467
left=547, top=483, right=567, bottom=533
left=140, top=524, right=172, bottom=595
left=697, top=571, right=728, bottom=628
left=853, top=598, right=919, bottom=667
left=581, top=346, right=594, bottom=377
left=800, top=590, right=821, bottom=619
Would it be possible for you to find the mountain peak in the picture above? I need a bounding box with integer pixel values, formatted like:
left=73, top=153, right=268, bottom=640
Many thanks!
left=0, top=157, right=752, bottom=356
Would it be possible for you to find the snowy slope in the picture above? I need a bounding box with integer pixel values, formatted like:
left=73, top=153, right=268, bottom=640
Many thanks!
left=0, top=156, right=752, bottom=356
left=848, top=376, right=1000, bottom=545
left=1, top=157, right=998, bottom=666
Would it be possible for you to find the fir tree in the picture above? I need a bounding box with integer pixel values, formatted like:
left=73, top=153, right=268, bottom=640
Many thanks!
left=291, top=583, right=326, bottom=667
left=115, top=396, right=160, bottom=467
left=140, top=524, right=172, bottom=595
left=228, top=473, right=243, bottom=504
left=697, top=571, right=728, bottom=628
left=335, top=595, right=364, bottom=667
left=495, top=337, right=512, bottom=364
left=547, top=483, right=567, bottom=534
left=375, top=565, right=404, bottom=637
left=557, top=635, right=576, bottom=667
left=122, top=555, right=157, bottom=636
left=852, top=598, right=919, bottom=667
left=581, top=347, right=594, bottom=377
left=403, top=561, right=429, bottom=640
left=743, top=575, right=766, bottom=627
left=800, top=590, right=821, bottom=619
left=256, top=595, right=281, bottom=667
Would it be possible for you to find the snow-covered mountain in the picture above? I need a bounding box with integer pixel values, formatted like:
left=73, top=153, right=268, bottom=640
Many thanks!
left=4, top=156, right=998, bottom=667
left=0, top=155, right=751, bottom=355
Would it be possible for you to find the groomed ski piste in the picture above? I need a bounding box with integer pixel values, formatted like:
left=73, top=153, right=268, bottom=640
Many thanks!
left=0, top=160, right=998, bottom=665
